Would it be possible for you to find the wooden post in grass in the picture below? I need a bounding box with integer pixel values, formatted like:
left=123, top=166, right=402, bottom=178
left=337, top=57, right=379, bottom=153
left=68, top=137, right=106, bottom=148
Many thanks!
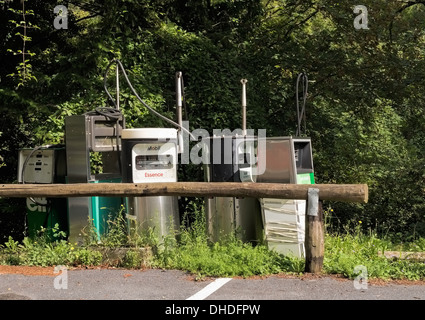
left=304, top=188, right=325, bottom=273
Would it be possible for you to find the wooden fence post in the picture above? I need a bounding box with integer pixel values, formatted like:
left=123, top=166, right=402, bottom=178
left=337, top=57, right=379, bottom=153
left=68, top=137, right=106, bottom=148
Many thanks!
left=304, top=187, right=325, bottom=273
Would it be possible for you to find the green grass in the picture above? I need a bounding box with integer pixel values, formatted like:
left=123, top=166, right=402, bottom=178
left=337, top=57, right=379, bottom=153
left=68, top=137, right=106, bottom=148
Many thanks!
left=153, top=224, right=305, bottom=278
left=0, top=224, right=104, bottom=267
left=323, top=228, right=425, bottom=281
left=1, top=208, right=425, bottom=281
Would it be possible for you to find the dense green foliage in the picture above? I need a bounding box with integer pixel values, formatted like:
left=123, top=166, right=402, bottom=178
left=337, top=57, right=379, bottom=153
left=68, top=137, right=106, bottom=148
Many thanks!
left=0, top=0, right=424, bottom=243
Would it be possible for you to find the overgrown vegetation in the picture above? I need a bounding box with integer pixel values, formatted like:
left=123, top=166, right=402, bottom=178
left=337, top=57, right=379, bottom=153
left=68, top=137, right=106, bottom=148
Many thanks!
left=325, top=225, right=425, bottom=281
left=2, top=205, right=425, bottom=281
left=0, top=203, right=305, bottom=278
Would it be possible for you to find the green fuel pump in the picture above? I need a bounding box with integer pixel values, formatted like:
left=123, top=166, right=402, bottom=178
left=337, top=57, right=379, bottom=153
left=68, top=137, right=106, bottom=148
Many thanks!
left=18, top=146, right=68, bottom=239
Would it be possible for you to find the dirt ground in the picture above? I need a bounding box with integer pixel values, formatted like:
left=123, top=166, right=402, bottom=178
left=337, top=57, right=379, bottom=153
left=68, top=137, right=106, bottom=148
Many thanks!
left=0, top=265, right=57, bottom=276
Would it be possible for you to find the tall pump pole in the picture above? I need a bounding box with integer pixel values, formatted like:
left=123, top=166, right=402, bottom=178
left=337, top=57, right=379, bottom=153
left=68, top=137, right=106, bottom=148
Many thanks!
left=241, top=79, right=248, bottom=137
left=116, top=61, right=120, bottom=110
left=176, top=72, right=184, bottom=153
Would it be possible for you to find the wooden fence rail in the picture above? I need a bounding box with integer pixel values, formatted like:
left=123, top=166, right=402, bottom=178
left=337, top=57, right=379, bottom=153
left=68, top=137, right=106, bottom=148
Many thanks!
left=0, top=182, right=368, bottom=274
left=0, top=182, right=368, bottom=203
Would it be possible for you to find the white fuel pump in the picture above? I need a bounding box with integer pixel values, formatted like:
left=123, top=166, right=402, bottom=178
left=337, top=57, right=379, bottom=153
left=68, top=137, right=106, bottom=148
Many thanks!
left=101, top=60, right=193, bottom=240
left=121, top=128, right=179, bottom=239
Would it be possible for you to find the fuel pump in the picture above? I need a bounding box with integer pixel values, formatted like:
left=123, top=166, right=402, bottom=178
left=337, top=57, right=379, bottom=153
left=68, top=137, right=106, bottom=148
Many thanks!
left=65, top=60, right=125, bottom=244
left=203, top=134, right=262, bottom=243
left=65, top=109, right=125, bottom=244
left=256, top=72, right=315, bottom=258
left=114, top=65, right=189, bottom=241
left=204, top=79, right=263, bottom=243
left=121, top=128, right=179, bottom=239
left=257, top=136, right=314, bottom=257
left=18, top=145, right=68, bottom=239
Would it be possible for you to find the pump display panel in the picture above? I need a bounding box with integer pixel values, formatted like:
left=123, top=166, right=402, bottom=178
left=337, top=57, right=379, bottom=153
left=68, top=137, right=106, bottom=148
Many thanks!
left=131, top=142, right=177, bottom=183
left=135, top=155, right=173, bottom=170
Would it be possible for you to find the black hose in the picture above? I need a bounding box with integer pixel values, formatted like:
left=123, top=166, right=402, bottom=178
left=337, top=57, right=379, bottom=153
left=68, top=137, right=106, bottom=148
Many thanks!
left=94, top=106, right=123, bottom=120
left=296, top=72, right=308, bottom=137
left=103, top=59, right=195, bottom=140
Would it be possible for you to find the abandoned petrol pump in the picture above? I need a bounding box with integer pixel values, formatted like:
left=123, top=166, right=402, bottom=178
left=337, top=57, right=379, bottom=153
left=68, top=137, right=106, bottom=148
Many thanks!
left=257, top=136, right=314, bottom=257
left=203, top=73, right=315, bottom=258
left=256, top=73, right=315, bottom=258
left=64, top=109, right=125, bottom=244
left=17, top=145, right=68, bottom=239
left=121, top=128, right=179, bottom=240
left=119, top=71, right=187, bottom=240
left=202, top=79, right=263, bottom=244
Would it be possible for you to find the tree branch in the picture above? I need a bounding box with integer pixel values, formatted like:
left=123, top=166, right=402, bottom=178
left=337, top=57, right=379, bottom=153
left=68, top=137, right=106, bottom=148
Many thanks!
left=75, top=13, right=100, bottom=23
left=389, top=1, right=425, bottom=42
left=283, top=8, right=319, bottom=40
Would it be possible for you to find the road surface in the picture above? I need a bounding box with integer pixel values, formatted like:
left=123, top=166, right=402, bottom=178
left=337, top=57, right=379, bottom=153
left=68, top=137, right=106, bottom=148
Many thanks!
left=1, top=267, right=424, bottom=301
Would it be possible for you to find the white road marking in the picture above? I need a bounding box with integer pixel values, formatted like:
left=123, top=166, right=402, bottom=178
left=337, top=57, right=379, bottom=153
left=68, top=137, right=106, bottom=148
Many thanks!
left=186, top=278, right=232, bottom=300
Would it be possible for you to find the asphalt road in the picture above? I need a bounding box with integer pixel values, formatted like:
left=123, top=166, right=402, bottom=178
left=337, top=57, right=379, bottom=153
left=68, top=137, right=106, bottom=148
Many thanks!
left=1, top=268, right=422, bottom=318
left=1, top=268, right=424, bottom=301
